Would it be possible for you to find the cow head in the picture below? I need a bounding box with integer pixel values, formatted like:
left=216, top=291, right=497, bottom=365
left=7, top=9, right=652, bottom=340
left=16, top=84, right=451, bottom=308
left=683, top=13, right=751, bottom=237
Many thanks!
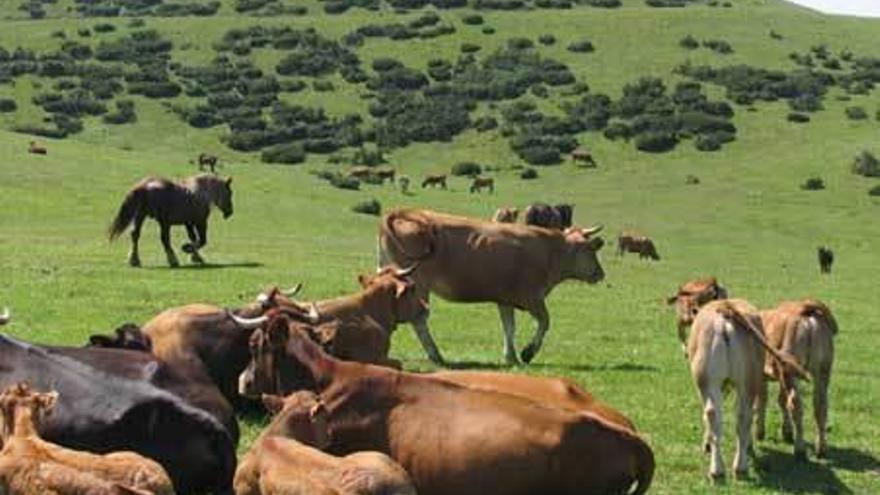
left=239, top=316, right=316, bottom=398
left=666, top=278, right=728, bottom=348
left=87, top=323, right=152, bottom=352
left=0, top=383, right=58, bottom=442
left=553, top=204, right=575, bottom=228
left=262, top=391, right=331, bottom=449
left=255, top=285, right=320, bottom=323
left=358, top=264, right=429, bottom=324
left=562, top=226, right=605, bottom=284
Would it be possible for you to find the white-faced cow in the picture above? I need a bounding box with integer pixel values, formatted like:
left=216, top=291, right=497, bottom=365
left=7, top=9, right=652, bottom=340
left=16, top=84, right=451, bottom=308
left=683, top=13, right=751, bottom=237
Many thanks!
left=378, top=208, right=604, bottom=365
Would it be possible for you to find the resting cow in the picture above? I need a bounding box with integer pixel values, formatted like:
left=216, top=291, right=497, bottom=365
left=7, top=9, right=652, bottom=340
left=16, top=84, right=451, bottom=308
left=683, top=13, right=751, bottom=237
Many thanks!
left=0, top=383, right=174, bottom=495
left=756, top=299, right=837, bottom=460
left=523, top=203, right=574, bottom=230
left=617, top=233, right=660, bottom=261
left=234, top=392, right=416, bottom=495
left=378, top=208, right=605, bottom=365
left=666, top=277, right=728, bottom=353
left=0, top=334, right=236, bottom=495
left=239, top=316, right=655, bottom=495
left=687, top=299, right=808, bottom=480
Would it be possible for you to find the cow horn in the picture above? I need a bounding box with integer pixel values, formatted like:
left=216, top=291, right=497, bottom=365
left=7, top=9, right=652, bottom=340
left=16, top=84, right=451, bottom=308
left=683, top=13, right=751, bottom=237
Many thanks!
left=306, top=303, right=321, bottom=323
left=582, top=225, right=604, bottom=237
left=395, top=263, right=419, bottom=277
left=0, top=308, right=9, bottom=325
left=230, top=314, right=269, bottom=330
left=282, top=283, right=303, bottom=297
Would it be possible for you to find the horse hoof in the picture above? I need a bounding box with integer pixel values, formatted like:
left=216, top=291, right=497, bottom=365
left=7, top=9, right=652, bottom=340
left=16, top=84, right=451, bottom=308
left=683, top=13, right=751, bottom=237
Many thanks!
left=181, top=243, right=195, bottom=254
left=734, top=469, right=749, bottom=481
left=128, top=259, right=141, bottom=268
left=520, top=346, right=537, bottom=364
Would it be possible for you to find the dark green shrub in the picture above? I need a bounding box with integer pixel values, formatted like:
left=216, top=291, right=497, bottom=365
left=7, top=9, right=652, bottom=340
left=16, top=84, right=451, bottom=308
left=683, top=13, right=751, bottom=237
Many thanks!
left=462, top=14, right=483, bottom=25
left=538, top=34, right=556, bottom=45
left=353, top=147, right=386, bottom=166
left=94, top=23, right=116, bottom=33
left=845, top=106, right=868, bottom=120
left=679, top=35, right=699, bottom=50
left=129, top=18, right=145, bottom=28
left=635, top=132, right=677, bottom=153
left=352, top=199, right=381, bottom=216
left=586, top=0, right=620, bottom=6
left=451, top=161, right=482, bottom=176
left=567, top=40, right=594, bottom=53
left=280, top=79, right=307, bottom=92
left=474, top=116, right=498, bottom=132
left=531, top=84, right=549, bottom=98
left=261, top=142, right=306, bottom=164
left=508, top=38, right=534, bottom=50
left=520, top=167, right=538, bottom=179
left=482, top=26, right=495, bottom=35
left=800, top=177, right=825, bottom=190
left=330, top=174, right=360, bottom=190
left=461, top=43, right=481, bottom=53
left=787, top=112, right=810, bottom=123
left=852, top=151, right=880, bottom=177
left=102, top=100, right=136, bottom=124
left=372, top=58, right=403, bottom=72
left=603, top=122, right=631, bottom=141
left=869, top=185, right=880, bottom=196
left=702, top=39, right=733, bottom=54
left=0, top=99, right=16, bottom=113
left=77, top=29, right=91, bottom=37
left=313, top=80, right=335, bottom=92
left=695, top=134, right=721, bottom=151
left=789, top=95, right=823, bottom=112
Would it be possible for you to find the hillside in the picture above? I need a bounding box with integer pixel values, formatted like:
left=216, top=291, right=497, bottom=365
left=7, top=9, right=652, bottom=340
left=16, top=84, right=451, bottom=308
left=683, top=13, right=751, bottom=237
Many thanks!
left=1, top=0, right=879, bottom=493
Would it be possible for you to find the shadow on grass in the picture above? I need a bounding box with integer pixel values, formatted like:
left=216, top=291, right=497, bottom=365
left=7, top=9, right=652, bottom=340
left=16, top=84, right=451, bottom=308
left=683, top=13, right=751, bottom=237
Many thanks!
left=753, top=446, right=857, bottom=494
left=824, top=445, right=880, bottom=474
left=146, top=261, right=264, bottom=270
left=437, top=360, right=660, bottom=373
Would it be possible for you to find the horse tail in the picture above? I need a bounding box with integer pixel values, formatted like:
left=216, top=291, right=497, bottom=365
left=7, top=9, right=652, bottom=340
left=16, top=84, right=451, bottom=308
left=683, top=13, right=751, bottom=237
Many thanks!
left=108, top=187, right=145, bottom=240
left=631, top=434, right=655, bottom=495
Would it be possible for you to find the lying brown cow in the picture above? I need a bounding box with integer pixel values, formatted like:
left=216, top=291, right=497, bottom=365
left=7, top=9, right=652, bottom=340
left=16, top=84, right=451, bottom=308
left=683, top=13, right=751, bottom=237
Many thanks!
left=756, top=299, right=837, bottom=460
left=239, top=315, right=655, bottom=495
left=379, top=208, right=604, bottom=365
left=0, top=383, right=174, bottom=495
left=666, top=277, right=728, bottom=353
left=617, top=233, right=660, bottom=261
left=235, top=391, right=416, bottom=495
left=491, top=207, right=518, bottom=223
left=28, top=141, right=47, bottom=155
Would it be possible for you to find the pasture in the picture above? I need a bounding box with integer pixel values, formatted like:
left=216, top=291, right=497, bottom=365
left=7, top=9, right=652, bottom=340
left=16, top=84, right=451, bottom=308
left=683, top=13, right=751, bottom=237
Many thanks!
left=0, top=0, right=879, bottom=493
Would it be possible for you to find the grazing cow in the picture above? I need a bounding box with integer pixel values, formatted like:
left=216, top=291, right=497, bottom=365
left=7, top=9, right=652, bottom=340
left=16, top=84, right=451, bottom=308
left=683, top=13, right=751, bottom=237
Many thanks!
left=239, top=318, right=655, bottom=495
left=108, top=175, right=234, bottom=268
left=617, top=233, right=660, bottom=261
left=421, top=174, right=447, bottom=189
left=430, top=371, right=636, bottom=431
left=666, top=277, right=728, bottom=353
left=378, top=208, right=605, bottom=364
left=523, top=203, right=575, bottom=230
left=348, top=166, right=372, bottom=180
left=687, top=299, right=809, bottom=480
left=0, top=335, right=236, bottom=495
left=398, top=175, right=411, bottom=195
left=570, top=147, right=597, bottom=167
left=491, top=207, right=518, bottom=223
left=756, top=299, right=837, bottom=460
left=28, top=141, right=47, bottom=155
left=817, top=246, right=834, bottom=274
left=0, top=383, right=174, bottom=495
left=469, top=177, right=494, bottom=193
left=197, top=153, right=218, bottom=174
left=234, top=391, right=416, bottom=495
left=375, top=167, right=396, bottom=184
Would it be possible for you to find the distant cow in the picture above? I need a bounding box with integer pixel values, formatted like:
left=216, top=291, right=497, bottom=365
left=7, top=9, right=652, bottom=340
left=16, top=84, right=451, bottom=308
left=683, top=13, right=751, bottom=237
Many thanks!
left=375, top=167, right=396, bottom=184
left=421, top=174, right=447, bottom=189
left=398, top=175, right=411, bottom=194
left=757, top=299, right=837, bottom=461
left=617, top=233, right=660, bottom=261
left=687, top=299, right=808, bottom=480
left=0, top=383, right=175, bottom=495
left=349, top=166, right=372, bottom=180
left=491, top=207, right=519, bottom=223
left=197, top=153, right=218, bottom=173
left=88, top=323, right=152, bottom=352
left=28, top=141, right=47, bottom=155
left=469, top=177, right=494, bottom=193
left=666, top=277, right=728, bottom=353
left=524, top=203, right=575, bottom=230
left=817, top=246, right=833, bottom=274
left=570, top=148, right=596, bottom=167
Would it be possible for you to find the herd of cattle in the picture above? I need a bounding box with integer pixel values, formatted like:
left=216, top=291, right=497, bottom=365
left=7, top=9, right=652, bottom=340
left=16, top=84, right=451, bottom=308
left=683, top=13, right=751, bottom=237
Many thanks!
left=1, top=203, right=839, bottom=494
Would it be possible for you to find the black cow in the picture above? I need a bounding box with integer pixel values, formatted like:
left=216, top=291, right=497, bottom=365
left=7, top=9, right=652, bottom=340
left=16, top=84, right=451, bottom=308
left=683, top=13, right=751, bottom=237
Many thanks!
left=817, top=246, right=834, bottom=274
left=0, top=334, right=236, bottom=495
left=524, top=202, right=575, bottom=230
left=88, top=323, right=153, bottom=352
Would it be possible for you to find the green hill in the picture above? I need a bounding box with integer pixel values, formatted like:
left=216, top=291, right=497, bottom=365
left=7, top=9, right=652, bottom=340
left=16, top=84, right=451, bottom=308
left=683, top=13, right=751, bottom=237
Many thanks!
left=1, top=0, right=879, bottom=493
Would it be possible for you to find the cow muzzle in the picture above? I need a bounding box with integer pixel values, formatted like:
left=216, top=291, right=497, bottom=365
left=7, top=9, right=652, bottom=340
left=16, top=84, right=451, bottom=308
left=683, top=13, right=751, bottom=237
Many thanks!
left=238, top=367, right=258, bottom=398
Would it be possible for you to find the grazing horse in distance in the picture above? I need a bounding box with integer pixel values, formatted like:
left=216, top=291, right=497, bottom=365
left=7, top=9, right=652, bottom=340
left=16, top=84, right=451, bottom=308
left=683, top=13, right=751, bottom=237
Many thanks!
left=197, top=153, right=218, bottom=173
left=421, top=174, right=447, bottom=189
left=470, top=177, right=494, bottom=193
left=108, top=174, right=234, bottom=268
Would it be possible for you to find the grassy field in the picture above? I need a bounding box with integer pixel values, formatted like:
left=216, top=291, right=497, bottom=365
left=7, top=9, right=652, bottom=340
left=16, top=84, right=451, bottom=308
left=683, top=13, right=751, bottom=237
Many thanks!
left=1, top=0, right=879, bottom=493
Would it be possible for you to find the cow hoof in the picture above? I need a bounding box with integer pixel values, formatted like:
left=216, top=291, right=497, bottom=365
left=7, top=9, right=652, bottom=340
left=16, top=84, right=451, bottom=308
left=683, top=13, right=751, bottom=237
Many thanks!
left=191, top=253, right=205, bottom=264
left=734, top=469, right=750, bottom=481
left=708, top=472, right=725, bottom=484
left=168, top=258, right=180, bottom=268
left=794, top=450, right=808, bottom=463
left=128, top=256, right=141, bottom=268
left=520, top=346, right=537, bottom=364
left=703, top=442, right=711, bottom=455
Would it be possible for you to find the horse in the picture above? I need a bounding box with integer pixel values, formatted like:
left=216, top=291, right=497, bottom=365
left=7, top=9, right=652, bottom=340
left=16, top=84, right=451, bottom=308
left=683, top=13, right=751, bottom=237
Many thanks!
left=108, top=175, right=234, bottom=268
left=421, top=175, right=447, bottom=189
left=470, top=177, right=494, bottom=194
left=197, top=153, right=218, bottom=173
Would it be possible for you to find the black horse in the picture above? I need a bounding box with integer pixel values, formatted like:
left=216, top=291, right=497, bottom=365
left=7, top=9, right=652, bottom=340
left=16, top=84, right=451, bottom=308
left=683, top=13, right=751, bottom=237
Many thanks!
left=108, top=175, right=234, bottom=267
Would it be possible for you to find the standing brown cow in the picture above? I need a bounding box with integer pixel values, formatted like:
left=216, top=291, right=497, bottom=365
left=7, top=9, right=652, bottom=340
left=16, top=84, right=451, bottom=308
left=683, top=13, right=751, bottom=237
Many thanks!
left=617, top=233, right=660, bottom=260
left=469, top=177, right=494, bottom=193
left=375, top=167, right=396, bottom=184
left=197, top=153, right=218, bottom=173
left=421, top=174, right=447, bottom=189
left=348, top=166, right=372, bottom=180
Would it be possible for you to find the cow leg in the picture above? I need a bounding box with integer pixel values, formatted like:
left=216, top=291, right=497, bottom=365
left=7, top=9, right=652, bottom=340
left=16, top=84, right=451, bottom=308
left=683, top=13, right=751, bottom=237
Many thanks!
left=412, top=316, right=444, bottom=366
left=128, top=213, right=146, bottom=267
left=778, top=381, right=793, bottom=443
left=190, top=221, right=207, bottom=264
left=520, top=302, right=549, bottom=364
left=754, top=376, right=768, bottom=441
left=813, top=365, right=831, bottom=458
left=497, top=304, right=519, bottom=365
left=733, top=389, right=753, bottom=477
left=159, top=222, right=180, bottom=268
left=701, top=387, right=725, bottom=480
left=787, top=380, right=807, bottom=461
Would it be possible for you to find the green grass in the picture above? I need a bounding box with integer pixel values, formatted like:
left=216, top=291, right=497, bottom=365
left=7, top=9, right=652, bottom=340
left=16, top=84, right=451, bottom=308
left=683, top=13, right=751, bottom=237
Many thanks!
left=1, top=0, right=880, bottom=493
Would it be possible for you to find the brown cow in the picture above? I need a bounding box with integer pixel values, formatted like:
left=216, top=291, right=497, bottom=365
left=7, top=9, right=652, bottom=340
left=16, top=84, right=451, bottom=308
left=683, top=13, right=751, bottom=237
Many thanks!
left=197, top=153, right=218, bottom=174
left=28, top=141, right=47, bottom=155
left=469, top=176, right=494, bottom=193
left=523, top=203, right=575, bottom=230
left=234, top=392, right=416, bottom=495
left=687, top=300, right=808, bottom=480
left=238, top=317, right=655, bottom=495
left=430, top=371, right=636, bottom=431
left=398, top=175, right=411, bottom=195
left=421, top=174, right=447, bottom=189
left=617, top=233, right=660, bottom=261
left=374, top=167, right=396, bottom=184
left=0, top=383, right=174, bottom=495
left=348, top=166, right=372, bottom=180
left=817, top=246, right=834, bottom=274
left=756, top=299, right=837, bottom=460
left=490, top=207, right=518, bottom=223
left=378, top=208, right=605, bottom=365
left=666, top=277, right=728, bottom=353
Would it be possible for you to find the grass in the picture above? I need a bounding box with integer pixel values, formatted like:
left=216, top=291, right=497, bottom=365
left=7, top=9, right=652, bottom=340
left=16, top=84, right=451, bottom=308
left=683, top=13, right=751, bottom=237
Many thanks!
left=1, top=0, right=880, bottom=493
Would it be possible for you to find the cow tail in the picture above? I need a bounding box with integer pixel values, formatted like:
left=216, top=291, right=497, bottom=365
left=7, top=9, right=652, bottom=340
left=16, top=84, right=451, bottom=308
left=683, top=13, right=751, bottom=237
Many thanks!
left=382, top=210, right=434, bottom=261
left=108, top=187, right=145, bottom=240
left=801, top=300, right=838, bottom=336
left=723, top=304, right=811, bottom=381
left=631, top=436, right=655, bottom=495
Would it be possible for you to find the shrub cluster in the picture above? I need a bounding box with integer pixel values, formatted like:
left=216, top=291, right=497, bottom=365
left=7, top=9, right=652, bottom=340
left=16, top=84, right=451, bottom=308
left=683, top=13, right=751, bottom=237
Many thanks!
left=102, top=99, right=137, bottom=124
left=74, top=0, right=219, bottom=17
left=800, top=177, right=825, bottom=191
left=346, top=16, right=455, bottom=44
left=352, top=199, right=381, bottom=215
left=852, top=151, right=880, bottom=177
left=451, top=161, right=482, bottom=176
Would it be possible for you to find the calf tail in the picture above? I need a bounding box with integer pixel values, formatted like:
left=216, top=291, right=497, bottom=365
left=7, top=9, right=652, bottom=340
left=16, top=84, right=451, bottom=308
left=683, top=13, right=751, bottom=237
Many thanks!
left=722, top=303, right=810, bottom=381
left=630, top=436, right=655, bottom=495
left=108, top=187, right=144, bottom=240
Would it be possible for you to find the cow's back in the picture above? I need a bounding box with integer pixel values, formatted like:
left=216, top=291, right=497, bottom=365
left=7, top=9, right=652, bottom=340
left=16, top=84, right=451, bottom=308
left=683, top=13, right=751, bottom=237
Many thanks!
left=689, top=299, right=764, bottom=389
left=763, top=301, right=835, bottom=374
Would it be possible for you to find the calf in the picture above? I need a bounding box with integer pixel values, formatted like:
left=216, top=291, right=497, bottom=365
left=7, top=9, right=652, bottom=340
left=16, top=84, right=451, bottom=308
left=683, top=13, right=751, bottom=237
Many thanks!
left=234, top=392, right=416, bottom=495
left=421, top=174, right=447, bottom=189
left=817, top=246, right=833, bottom=274
left=687, top=299, right=808, bottom=479
left=523, top=203, right=574, bottom=230
left=28, top=141, right=47, bottom=155
left=88, top=323, right=152, bottom=352
left=490, top=207, right=518, bottom=223
left=469, top=177, right=494, bottom=193
left=0, top=383, right=174, bottom=495
left=756, top=299, right=837, bottom=460
left=617, top=233, right=660, bottom=261
left=197, top=153, right=218, bottom=174
left=239, top=316, right=655, bottom=495
left=666, top=277, right=728, bottom=353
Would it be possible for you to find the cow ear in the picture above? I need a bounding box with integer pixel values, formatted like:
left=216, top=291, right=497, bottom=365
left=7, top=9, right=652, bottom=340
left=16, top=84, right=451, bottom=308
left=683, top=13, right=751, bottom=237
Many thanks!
left=225, top=176, right=233, bottom=186
left=262, top=394, right=285, bottom=415
left=395, top=281, right=409, bottom=299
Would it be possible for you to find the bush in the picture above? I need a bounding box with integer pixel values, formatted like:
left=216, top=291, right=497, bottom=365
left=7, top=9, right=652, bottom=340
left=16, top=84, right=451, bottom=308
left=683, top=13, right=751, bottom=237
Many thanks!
left=482, top=26, right=495, bottom=35
left=520, top=167, right=538, bottom=180
left=330, top=174, right=360, bottom=190
left=352, top=199, right=381, bottom=216
left=474, top=116, right=498, bottom=132
left=539, top=34, right=556, bottom=45
left=0, top=99, right=16, bottom=113
left=845, top=106, right=868, bottom=120
left=451, top=161, right=482, bottom=177
left=702, top=39, right=733, bottom=54
left=461, top=43, right=481, bottom=53
left=869, top=185, right=880, bottom=197
left=372, top=58, right=403, bottom=72
left=94, top=23, right=116, bottom=33
left=462, top=14, right=484, bottom=25
left=603, top=122, right=631, bottom=141
left=635, top=132, right=677, bottom=153
left=679, top=35, right=699, bottom=50
left=787, top=112, right=810, bottom=123
left=567, top=40, right=594, bottom=53
left=586, top=0, right=620, bottom=5
left=313, top=80, right=335, bottom=92
left=261, top=142, right=306, bottom=164
left=695, top=134, right=722, bottom=152
left=852, top=151, right=880, bottom=177
left=800, top=177, right=825, bottom=191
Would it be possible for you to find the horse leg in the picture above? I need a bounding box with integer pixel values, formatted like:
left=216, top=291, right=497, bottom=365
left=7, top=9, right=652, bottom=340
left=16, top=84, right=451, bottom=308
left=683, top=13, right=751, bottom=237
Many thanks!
left=497, top=304, right=519, bottom=366
left=183, top=224, right=204, bottom=264
left=191, top=221, right=208, bottom=264
left=159, top=222, right=180, bottom=268
left=128, top=214, right=146, bottom=267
